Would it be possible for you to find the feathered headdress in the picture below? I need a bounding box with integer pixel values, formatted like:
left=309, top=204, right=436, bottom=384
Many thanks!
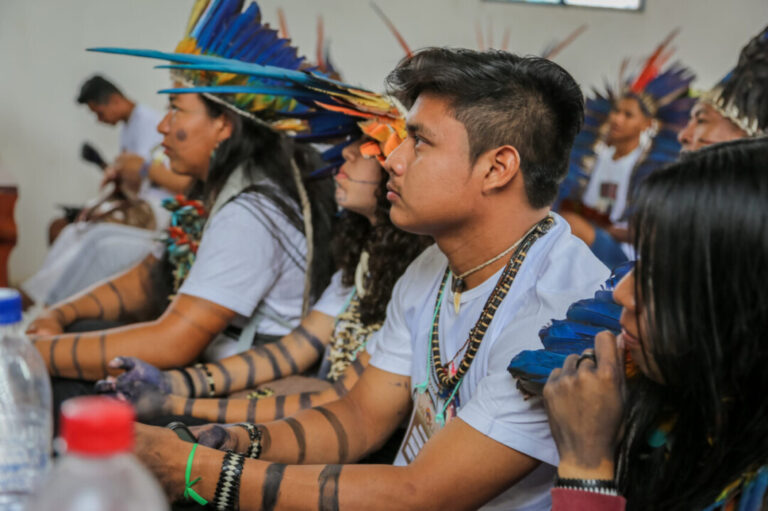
left=557, top=31, right=696, bottom=209
left=90, top=1, right=406, bottom=177
left=90, top=0, right=319, bottom=131
left=699, top=26, right=768, bottom=137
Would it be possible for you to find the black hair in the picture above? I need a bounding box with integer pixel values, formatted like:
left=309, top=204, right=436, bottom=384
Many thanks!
left=385, top=47, right=584, bottom=208
left=617, top=138, right=768, bottom=510
left=719, top=26, right=768, bottom=133
left=76, top=75, right=123, bottom=105
left=331, top=167, right=432, bottom=325
left=193, top=95, right=336, bottom=304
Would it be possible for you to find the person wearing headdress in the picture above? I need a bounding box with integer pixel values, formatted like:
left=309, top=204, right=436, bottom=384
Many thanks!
left=26, top=2, right=337, bottom=422
left=115, top=40, right=610, bottom=509
left=95, top=93, right=434, bottom=428
left=678, top=26, right=768, bottom=152
left=558, top=33, right=695, bottom=268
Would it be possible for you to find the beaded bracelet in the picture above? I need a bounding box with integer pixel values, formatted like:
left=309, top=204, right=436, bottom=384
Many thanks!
left=194, top=363, right=216, bottom=396
left=234, top=423, right=263, bottom=459
left=554, top=477, right=619, bottom=496
left=172, top=368, right=196, bottom=397
left=212, top=451, right=246, bottom=511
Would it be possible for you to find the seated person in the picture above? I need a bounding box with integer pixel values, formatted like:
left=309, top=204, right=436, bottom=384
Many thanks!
left=28, top=80, right=337, bottom=421
left=559, top=37, right=694, bottom=268
left=98, top=136, right=432, bottom=425
left=543, top=138, right=768, bottom=510
left=125, top=45, right=609, bottom=510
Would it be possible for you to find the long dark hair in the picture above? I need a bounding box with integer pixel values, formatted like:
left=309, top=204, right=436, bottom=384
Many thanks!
left=188, top=95, right=336, bottom=304
left=331, top=168, right=432, bottom=325
left=617, top=138, right=768, bottom=510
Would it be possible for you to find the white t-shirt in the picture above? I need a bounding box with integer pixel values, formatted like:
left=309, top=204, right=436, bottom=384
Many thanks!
left=178, top=191, right=308, bottom=359
left=119, top=103, right=171, bottom=224
left=582, top=144, right=644, bottom=224
left=370, top=214, right=609, bottom=510
left=119, top=104, right=162, bottom=160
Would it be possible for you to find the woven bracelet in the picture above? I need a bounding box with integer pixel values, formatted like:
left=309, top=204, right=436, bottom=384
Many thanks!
left=554, top=477, right=619, bottom=496
left=234, top=423, right=263, bottom=459
left=212, top=451, right=246, bottom=510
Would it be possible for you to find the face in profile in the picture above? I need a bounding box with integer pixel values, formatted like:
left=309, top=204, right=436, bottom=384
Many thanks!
left=607, top=97, right=652, bottom=146
left=677, top=102, right=747, bottom=152
left=384, top=93, right=480, bottom=235
left=335, top=139, right=383, bottom=223
left=613, top=269, right=664, bottom=383
left=157, top=92, right=230, bottom=180
left=87, top=96, right=121, bottom=126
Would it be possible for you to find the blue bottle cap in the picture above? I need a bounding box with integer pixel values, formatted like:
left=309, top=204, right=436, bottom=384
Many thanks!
left=0, top=288, right=22, bottom=325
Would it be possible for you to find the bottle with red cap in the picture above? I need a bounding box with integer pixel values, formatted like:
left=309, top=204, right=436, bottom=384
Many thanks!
left=0, top=288, right=51, bottom=511
left=30, top=396, right=169, bottom=511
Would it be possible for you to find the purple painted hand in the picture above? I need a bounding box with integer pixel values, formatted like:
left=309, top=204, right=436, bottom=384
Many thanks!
left=191, top=424, right=244, bottom=453
left=94, top=356, right=172, bottom=418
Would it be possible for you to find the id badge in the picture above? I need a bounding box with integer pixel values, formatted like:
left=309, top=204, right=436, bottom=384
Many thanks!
left=398, top=387, right=458, bottom=464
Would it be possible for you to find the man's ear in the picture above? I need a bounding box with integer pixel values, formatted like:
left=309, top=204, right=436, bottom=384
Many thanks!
left=481, top=145, right=521, bottom=193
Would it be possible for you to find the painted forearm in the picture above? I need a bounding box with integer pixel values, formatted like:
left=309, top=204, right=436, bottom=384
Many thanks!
left=180, top=445, right=425, bottom=511
left=171, top=353, right=368, bottom=422
left=48, top=255, right=158, bottom=324
left=34, top=309, right=222, bottom=380
left=191, top=323, right=332, bottom=397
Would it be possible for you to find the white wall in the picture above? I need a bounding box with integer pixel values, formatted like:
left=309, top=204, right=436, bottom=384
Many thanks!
left=0, top=0, right=766, bottom=281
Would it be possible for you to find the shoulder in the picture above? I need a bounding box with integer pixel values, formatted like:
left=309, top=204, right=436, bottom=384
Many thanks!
left=135, top=103, right=163, bottom=124
left=529, top=214, right=610, bottom=296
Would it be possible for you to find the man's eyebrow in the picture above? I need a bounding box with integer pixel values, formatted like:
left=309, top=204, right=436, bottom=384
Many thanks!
left=406, top=122, right=436, bottom=139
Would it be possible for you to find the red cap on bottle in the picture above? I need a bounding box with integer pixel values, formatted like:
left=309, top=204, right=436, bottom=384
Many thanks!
left=60, top=396, right=135, bottom=456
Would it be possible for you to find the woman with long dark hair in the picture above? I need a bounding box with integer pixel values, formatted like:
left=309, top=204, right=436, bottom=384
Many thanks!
left=97, top=136, right=433, bottom=425
left=543, top=138, right=768, bottom=510
left=26, top=6, right=337, bottom=404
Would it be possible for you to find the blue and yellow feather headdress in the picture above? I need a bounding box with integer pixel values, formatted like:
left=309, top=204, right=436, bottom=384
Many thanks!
left=89, top=0, right=406, bottom=176
left=557, top=31, right=696, bottom=209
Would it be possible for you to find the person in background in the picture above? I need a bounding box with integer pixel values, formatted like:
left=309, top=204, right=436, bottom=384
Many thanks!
left=558, top=34, right=694, bottom=268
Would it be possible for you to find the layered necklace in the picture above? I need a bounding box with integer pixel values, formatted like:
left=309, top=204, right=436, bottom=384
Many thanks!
left=431, top=215, right=554, bottom=394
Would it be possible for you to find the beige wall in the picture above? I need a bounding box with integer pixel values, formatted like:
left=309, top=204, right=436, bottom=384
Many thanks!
left=0, top=0, right=766, bottom=281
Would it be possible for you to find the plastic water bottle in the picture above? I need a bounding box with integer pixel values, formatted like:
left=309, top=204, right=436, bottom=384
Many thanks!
left=30, top=396, right=169, bottom=510
left=0, top=288, right=52, bottom=510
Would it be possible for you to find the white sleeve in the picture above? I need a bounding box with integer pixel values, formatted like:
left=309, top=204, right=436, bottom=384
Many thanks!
left=457, top=306, right=559, bottom=466
left=178, top=196, right=283, bottom=317
left=368, top=270, right=414, bottom=377
left=312, top=270, right=353, bottom=318
left=134, top=106, right=163, bottom=161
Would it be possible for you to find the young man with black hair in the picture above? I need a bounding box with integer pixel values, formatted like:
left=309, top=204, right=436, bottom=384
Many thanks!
left=131, top=48, right=609, bottom=511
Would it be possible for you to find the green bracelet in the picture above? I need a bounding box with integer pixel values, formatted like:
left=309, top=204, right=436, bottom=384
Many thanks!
left=184, top=443, right=209, bottom=505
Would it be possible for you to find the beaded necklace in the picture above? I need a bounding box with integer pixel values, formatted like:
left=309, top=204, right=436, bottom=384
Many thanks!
left=429, top=215, right=554, bottom=393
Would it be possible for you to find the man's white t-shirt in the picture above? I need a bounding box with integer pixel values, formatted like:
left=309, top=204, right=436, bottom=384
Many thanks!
left=119, top=103, right=162, bottom=161
left=581, top=144, right=644, bottom=224
left=178, top=191, right=308, bottom=360
left=370, top=214, right=609, bottom=510
left=119, top=103, right=173, bottom=224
